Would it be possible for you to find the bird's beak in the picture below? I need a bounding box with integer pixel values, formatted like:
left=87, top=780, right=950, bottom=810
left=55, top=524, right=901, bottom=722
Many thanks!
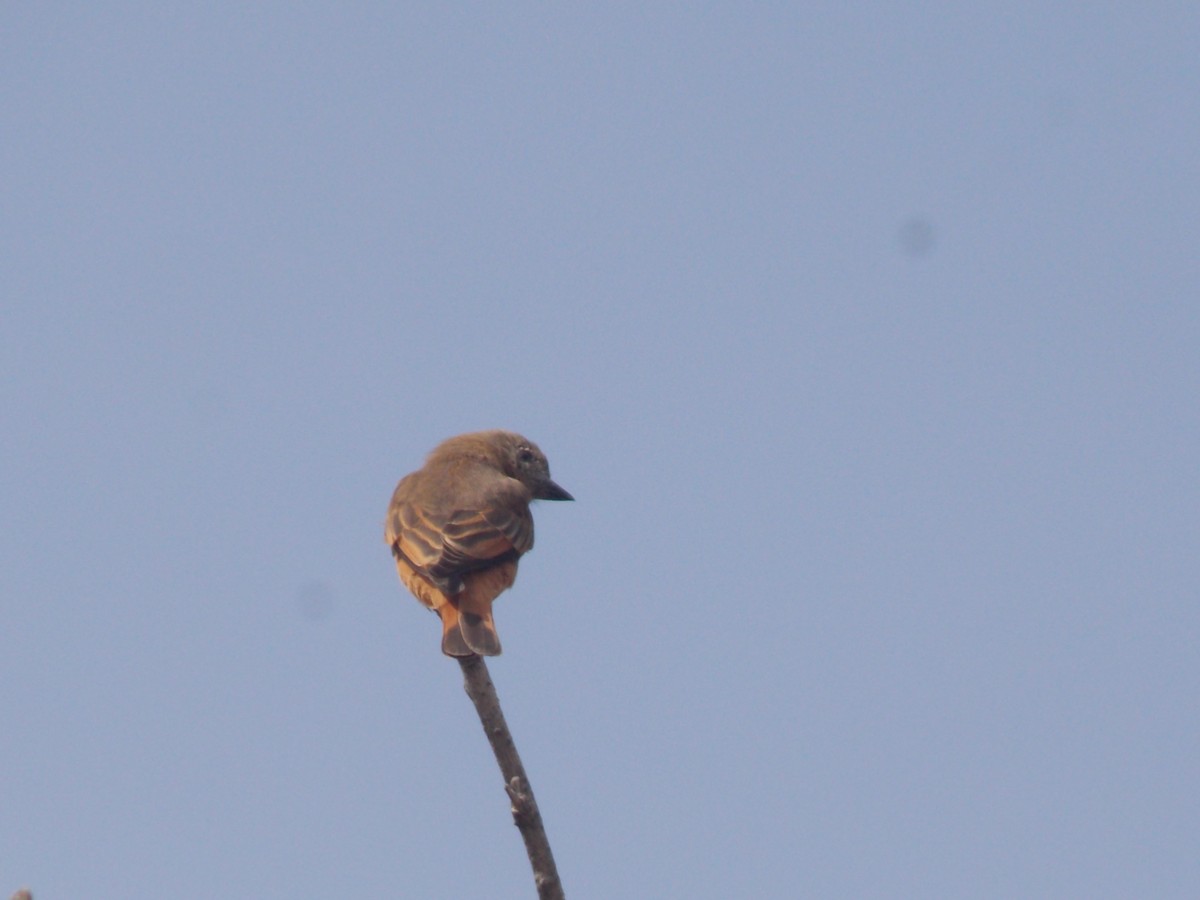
left=537, top=479, right=574, bottom=501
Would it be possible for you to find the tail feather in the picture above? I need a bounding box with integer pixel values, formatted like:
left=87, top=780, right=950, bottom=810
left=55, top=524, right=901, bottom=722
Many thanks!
left=457, top=593, right=502, bottom=656
left=437, top=597, right=501, bottom=657
left=438, top=604, right=475, bottom=657
left=459, top=611, right=502, bottom=656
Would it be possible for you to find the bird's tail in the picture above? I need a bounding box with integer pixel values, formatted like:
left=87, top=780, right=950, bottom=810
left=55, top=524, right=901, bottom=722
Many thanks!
left=455, top=593, right=502, bottom=657
left=437, top=596, right=502, bottom=657
left=438, top=603, right=475, bottom=657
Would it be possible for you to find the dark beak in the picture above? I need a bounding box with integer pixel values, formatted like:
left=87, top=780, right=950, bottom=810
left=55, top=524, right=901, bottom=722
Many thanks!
left=536, top=479, right=574, bottom=501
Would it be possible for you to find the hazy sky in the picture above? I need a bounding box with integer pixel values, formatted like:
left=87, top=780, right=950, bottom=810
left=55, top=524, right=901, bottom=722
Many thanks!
left=3, top=4, right=1198, bottom=898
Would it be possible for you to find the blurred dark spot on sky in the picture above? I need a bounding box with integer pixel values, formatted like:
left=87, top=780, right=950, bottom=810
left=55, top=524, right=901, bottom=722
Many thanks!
left=296, top=580, right=335, bottom=621
left=897, top=216, right=936, bottom=258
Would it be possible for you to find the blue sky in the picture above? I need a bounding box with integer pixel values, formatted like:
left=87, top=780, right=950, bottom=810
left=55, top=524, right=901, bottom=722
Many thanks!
left=3, top=4, right=1198, bottom=898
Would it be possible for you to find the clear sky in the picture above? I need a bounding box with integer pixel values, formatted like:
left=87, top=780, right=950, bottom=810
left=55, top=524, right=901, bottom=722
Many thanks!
left=3, top=4, right=1198, bottom=898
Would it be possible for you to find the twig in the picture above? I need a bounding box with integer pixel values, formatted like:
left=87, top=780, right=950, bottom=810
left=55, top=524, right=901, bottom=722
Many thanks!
left=458, top=655, right=565, bottom=900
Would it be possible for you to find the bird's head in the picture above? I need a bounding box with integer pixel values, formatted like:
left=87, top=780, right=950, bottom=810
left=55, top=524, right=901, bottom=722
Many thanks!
left=496, top=432, right=574, bottom=501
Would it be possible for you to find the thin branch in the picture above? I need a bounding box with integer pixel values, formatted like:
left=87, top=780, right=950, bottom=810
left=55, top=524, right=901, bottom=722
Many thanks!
left=458, top=655, right=565, bottom=900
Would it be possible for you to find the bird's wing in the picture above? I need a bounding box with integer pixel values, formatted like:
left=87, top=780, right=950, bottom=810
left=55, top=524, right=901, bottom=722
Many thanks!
left=431, top=505, right=533, bottom=578
left=389, top=498, right=532, bottom=582
left=387, top=499, right=449, bottom=574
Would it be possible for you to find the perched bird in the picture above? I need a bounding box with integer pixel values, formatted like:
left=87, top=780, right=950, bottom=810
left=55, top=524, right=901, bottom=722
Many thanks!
left=386, top=431, right=573, bottom=656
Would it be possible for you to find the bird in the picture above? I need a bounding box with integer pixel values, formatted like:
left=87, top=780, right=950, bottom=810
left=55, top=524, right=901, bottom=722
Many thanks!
left=386, top=430, right=573, bottom=656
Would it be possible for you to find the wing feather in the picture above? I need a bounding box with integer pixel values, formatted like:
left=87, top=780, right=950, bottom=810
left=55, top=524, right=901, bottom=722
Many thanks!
left=433, top=506, right=533, bottom=577
left=388, top=497, right=533, bottom=592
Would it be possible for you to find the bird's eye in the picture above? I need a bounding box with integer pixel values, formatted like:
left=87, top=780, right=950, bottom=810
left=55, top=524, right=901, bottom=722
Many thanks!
left=517, top=447, right=534, bottom=464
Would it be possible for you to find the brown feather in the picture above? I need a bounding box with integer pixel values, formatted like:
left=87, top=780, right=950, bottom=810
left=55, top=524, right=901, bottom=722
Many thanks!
left=385, top=430, right=571, bottom=657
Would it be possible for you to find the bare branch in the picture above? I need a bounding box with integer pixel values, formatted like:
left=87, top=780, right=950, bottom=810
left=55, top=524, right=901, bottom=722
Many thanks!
left=458, top=655, right=565, bottom=900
